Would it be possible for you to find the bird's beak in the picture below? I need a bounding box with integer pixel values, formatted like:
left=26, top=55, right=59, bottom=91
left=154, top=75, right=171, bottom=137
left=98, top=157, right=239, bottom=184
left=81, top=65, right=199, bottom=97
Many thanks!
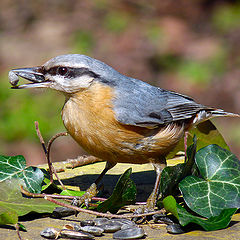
left=9, top=67, right=49, bottom=89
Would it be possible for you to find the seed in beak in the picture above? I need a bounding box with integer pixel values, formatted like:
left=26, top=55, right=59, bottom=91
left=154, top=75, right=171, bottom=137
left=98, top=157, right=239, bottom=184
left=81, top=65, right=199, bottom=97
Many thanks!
left=9, top=70, right=19, bottom=86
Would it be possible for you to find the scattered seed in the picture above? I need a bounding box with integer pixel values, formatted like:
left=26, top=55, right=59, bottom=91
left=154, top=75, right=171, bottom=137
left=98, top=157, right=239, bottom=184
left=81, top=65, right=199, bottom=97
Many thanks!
left=110, top=218, right=136, bottom=227
left=166, top=224, right=184, bottom=234
left=80, top=220, right=95, bottom=227
left=113, top=226, right=145, bottom=239
left=99, top=222, right=122, bottom=233
left=80, top=226, right=104, bottom=236
left=121, top=224, right=134, bottom=230
left=64, top=223, right=81, bottom=232
left=152, top=213, right=174, bottom=225
left=60, top=229, right=94, bottom=239
left=8, top=70, right=19, bottom=86
left=40, top=227, right=60, bottom=239
left=93, top=217, right=110, bottom=226
left=51, top=207, right=76, bottom=218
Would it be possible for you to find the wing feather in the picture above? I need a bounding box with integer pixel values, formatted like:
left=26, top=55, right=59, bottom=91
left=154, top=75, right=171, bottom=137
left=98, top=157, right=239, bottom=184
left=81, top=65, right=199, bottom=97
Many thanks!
left=113, top=77, right=207, bottom=127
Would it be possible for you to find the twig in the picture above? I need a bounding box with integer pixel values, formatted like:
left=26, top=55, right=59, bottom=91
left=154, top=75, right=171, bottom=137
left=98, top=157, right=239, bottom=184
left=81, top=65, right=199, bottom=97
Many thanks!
left=47, top=132, right=68, bottom=160
left=20, top=186, right=75, bottom=200
left=47, top=132, right=68, bottom=189
left=21, top=186, right=146, bottom=205
left=45, top=196, right=164, bottom=219
left=35, top=121, right=47, bottom=155
left=35, top=121, right=67, bottom=189
left=35, top=121, right=53, bottom=182
left=20, top=186, right=147, bottom=205
left=15, top=224, right=23, bottom=240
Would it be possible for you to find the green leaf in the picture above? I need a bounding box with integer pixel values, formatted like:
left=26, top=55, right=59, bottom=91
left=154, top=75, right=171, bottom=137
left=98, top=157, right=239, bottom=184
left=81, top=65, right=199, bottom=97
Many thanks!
left=162, top=195, right=237, bottom=231
left=0, top=155, right=44, bottom=193
left=177, top=204, right=237, bottom=231
left=60, top=189, right=85, bottom=197
left=162, top=195, right=179, bottom=219
left=159, top=164, right=186, bottom=200
left=167, top=120, right=229, bottom=159
left=40, top=169, right=62, bottom=193
left=97, top=168, right=136, bottom=213
left=158, top=137, right=197, bottom=200
left=0, top=180, right=57, bottom=216
left=0, top=206, right=18, bottom=225
left=18, top=223, right=27, bottom=231
left=179, top=144, right=240, bottom=218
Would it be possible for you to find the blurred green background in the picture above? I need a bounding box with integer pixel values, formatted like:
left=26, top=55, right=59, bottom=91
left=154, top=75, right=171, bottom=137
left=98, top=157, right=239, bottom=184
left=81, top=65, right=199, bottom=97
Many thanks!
left=0, top=0, right=239, bottom=165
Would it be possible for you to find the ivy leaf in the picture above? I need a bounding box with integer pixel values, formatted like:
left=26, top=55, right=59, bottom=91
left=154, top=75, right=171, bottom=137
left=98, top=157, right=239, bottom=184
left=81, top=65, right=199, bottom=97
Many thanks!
left=179, top=144, right=240, bottom=218
left=97, top=168, right=136, bottom=213
left=0, top=180, right=57, bottom=216
left=158, top=136, right=197, bottom=201
left=0, top=155, right=44, bottom=193
left=162, top=195, right=179, bottom=219
left=0, top=206, right=18, bottom=225
left=41, top=169, right=62, bottom=193
left=177, top=204, right=237, bottom=231
left=167, top=120, right=229, bottom=159
left=163, top=196, right=237, bottom=231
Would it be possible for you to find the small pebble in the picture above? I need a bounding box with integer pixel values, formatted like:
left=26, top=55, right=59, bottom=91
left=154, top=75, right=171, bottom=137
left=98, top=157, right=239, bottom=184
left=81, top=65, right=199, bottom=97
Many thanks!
left=166, top=224, right=184, bottom=234
left=80, top=226, right=104, bottom=236
left=113, top=227, right=145, bottom=239
left=99, top=223, right=122, bottom=233
left=80, top=220, right=95, bottom=227
left=93, top=217, right=110, bottom=226
left=40, top=227, right=60, bottom=239
left=51, top=207, right=76, bottom=218
left=60, top=229, right=94, bottom=239
left=8, top=70, right=19, bottom=86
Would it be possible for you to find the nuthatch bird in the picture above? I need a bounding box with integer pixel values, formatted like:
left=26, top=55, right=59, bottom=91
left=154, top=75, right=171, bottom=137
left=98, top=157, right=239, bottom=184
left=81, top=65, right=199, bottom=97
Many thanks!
left=9, top=54, right=240, bottom=210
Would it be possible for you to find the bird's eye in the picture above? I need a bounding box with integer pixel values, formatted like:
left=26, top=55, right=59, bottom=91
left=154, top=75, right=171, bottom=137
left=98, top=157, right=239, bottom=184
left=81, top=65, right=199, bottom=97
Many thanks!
left=58, top=67, right=68, bottom=76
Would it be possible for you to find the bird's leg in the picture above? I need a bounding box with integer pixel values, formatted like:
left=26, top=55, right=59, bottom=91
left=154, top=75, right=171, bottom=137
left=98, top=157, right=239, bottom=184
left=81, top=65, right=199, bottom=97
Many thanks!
left=145, top=161, right=166, bottom=210
left=133, top=160, right=166, bottom=222
left=73, top=161, right=116, bottom=207
left=95, top=161, right=116, bottom=185
left=184, top=131, right=189, bottom=159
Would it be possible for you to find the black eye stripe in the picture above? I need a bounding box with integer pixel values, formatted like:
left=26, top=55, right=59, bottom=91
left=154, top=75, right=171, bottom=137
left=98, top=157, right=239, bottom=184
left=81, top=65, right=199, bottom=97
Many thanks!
left=46, top=67, right=99, bottom=78
left=47, top=66, right=58, bottom=75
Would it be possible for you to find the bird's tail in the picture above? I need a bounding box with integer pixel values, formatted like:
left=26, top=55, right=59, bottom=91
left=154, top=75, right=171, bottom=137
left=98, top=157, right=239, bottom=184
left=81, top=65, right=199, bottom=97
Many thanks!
left=210, top=109, right=240, bottom=118
left=192, top=108, right=240, bottom=125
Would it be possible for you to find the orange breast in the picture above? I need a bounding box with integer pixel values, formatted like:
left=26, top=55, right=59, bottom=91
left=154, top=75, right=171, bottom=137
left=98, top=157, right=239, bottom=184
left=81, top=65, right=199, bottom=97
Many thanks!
left=62, top=82, right=185, bottom=164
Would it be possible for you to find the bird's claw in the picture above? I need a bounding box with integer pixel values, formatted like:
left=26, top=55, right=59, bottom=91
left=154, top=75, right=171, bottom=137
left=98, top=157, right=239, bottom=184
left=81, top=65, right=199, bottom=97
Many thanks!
left=71, top=183, right=98, bottom=208
left=132, top=190, right=160, bottom=223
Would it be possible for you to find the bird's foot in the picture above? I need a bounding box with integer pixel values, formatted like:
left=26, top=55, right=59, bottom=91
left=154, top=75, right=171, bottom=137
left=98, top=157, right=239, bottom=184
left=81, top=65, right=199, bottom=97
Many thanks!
left=132, top=191, right=159, bottom=223
left=72, top=183, right=98, bottom=208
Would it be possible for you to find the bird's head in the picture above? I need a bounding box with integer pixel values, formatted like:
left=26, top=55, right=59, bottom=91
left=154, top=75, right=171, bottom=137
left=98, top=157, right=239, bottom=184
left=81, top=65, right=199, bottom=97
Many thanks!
left=9, top=54, right=119, bottom=94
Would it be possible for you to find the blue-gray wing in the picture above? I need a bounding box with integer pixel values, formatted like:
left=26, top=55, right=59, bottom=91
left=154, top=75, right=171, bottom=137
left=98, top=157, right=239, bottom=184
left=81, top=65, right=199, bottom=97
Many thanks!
left=113, top=77, right=207, bottom=128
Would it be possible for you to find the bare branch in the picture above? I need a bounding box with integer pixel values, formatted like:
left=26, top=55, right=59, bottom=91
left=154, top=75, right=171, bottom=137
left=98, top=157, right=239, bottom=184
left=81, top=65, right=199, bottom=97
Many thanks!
left=34, top=121, right=67, bottom=189
left=15, top=224, right=23, bottom=240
